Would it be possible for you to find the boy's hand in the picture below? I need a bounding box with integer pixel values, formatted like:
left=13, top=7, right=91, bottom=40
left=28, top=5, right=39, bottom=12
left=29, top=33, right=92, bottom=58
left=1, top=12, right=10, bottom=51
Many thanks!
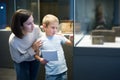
left=69, top=34, right=73, bottom=42
left=39, top=58, right=48, bottom=64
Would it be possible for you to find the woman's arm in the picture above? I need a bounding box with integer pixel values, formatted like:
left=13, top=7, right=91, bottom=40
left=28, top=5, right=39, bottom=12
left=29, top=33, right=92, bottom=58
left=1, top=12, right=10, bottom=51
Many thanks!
left=9, top=39, right=42, bottom=63
left=9, top=44, right=36, bottom=63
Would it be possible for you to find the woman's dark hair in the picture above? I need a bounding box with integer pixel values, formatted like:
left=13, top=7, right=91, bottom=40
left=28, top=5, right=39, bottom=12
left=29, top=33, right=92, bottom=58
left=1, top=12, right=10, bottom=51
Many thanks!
left=11, top=9, right=32, bottom=38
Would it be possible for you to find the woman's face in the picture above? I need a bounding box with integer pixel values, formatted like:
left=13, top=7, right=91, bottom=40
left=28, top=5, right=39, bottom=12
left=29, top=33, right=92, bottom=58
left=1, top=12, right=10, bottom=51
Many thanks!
left=22, top=15, right=34, bottom=33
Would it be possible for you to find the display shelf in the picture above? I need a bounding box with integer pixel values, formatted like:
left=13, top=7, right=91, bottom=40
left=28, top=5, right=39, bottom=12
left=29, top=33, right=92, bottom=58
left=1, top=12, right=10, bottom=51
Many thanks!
left=76, top=35, right=120, bottom=48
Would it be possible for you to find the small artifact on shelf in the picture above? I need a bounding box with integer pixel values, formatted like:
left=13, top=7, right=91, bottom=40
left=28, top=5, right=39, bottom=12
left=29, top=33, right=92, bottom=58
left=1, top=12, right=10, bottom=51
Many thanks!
left=112, top=27, right=120, bottom=37
left=60, top=20, right=73, bottom=34
left=91, top=30, right=115, bottom=42
left=92, top=36, right=104, bottom=44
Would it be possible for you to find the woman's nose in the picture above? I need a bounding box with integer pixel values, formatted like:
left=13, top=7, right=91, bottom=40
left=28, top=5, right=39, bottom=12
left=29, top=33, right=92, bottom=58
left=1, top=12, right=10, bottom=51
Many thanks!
left=32, top=22, right=35, bottom=27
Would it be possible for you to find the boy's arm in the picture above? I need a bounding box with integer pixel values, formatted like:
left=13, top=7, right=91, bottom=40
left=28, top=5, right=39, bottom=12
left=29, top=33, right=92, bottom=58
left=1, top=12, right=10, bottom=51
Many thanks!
left=65, top=34, right=73, bottom=46
left=34, top=49, right=41, bottom=61
left=34, top=49, right=48, bottom=64
left=65, top=39, right=73, bottom=46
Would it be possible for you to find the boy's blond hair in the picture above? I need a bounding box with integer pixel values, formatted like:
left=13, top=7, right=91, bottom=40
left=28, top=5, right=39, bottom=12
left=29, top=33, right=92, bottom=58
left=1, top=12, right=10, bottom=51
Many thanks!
left=42, top=14, right=59, bottom=27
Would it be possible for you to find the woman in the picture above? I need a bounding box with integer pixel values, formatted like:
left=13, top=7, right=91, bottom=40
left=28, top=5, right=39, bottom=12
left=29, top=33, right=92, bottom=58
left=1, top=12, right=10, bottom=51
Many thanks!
left=9, top=9, right=42, bottom=80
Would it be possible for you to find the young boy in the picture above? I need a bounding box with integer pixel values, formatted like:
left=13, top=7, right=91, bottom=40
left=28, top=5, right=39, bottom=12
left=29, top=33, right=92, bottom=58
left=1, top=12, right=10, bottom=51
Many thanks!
left=34, top=14, right=73, bottom=80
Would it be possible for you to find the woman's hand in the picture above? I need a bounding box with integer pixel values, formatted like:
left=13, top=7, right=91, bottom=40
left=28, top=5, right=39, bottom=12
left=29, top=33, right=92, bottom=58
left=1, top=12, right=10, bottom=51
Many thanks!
left=32, top=40, right=43, bottom=52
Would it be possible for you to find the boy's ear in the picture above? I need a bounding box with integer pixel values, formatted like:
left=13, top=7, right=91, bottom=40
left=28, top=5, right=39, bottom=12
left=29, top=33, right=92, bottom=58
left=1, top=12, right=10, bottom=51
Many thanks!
left=42, top=24, right=46, bottom=28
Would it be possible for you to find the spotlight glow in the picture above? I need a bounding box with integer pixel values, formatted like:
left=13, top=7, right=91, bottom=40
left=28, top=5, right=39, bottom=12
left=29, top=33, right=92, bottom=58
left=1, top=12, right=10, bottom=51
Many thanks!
left=0, top=6, right=4, bottom=9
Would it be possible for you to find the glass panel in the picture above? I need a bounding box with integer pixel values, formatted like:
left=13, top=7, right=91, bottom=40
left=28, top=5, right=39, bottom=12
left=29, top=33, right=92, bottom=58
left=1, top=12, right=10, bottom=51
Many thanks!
left=16, top=0, right=39, bottom=25
left=40, top=0, right=73, bottom=38
left=0, top=0, right=40, bottom=30
left=0, top=2, right=6, bottom=29
left=74, top=0, right=120, bottom=48
left=40, top=0, right=71, bottom=23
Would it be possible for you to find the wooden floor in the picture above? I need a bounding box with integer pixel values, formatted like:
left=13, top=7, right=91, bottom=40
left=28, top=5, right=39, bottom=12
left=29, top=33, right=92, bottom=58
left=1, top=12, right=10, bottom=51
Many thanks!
left=0, top=68, right=16, bottom=80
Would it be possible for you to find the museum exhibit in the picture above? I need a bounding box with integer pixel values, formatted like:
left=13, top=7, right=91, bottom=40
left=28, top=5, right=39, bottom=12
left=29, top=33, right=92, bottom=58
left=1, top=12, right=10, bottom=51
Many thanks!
left=1, top=0, right=120, bottom=80
left=74, top=0, right=120, bottom=80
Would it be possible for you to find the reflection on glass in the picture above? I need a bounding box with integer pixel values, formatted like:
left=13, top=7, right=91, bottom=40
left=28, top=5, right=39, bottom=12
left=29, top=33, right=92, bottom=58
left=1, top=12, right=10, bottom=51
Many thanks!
left=16, top=0, right=39, bottom=25
left=74, top=0, right=120, bottom=48
left=0, top=0, right=39, bottom=29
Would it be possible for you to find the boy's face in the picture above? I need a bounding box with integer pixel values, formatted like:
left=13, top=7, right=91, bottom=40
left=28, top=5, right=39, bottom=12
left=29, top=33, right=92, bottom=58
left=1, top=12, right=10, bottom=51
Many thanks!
left=44, top=22, right=58, bottom=36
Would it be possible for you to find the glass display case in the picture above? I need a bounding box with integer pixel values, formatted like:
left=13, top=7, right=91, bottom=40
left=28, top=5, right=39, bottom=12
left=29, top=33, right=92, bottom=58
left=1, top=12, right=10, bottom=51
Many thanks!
left=15, top=0, right=40, bottom=26
left=0, top=0, right=39, bottom=29
left=74, top=0, right=120, bottom=48
left=0, top=0, right=73, bottom=30
left=74, top=0, right=120, bottom=80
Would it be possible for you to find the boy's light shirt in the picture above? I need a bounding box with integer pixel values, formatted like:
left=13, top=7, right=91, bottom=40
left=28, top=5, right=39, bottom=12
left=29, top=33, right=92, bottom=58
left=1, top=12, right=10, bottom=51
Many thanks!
left=39, top=34, right=68, bottom=75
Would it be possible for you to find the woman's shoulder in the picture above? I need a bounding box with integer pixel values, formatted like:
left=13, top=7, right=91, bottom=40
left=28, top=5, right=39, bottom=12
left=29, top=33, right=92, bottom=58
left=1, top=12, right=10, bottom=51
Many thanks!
left=9, top=33, right=17, bottom=46
left=33, top=24, right=43, bottom=35
left=34, top=24, right=39, bottom=28
left=9, top=33, right=15, bottom=41
left=32, top=24, right=39, bottom=31
left=9, top=33, right=23, bottom=44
